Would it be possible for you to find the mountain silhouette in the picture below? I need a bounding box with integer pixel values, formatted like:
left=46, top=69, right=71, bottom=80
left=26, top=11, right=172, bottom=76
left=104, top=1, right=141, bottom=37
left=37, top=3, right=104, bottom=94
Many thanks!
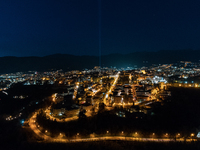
left=0, top=49, right=199, bottom=73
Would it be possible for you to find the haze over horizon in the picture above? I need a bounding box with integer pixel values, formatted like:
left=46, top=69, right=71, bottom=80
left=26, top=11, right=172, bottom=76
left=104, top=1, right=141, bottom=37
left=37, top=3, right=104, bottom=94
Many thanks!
left=1, top=0, right=200, bottom=57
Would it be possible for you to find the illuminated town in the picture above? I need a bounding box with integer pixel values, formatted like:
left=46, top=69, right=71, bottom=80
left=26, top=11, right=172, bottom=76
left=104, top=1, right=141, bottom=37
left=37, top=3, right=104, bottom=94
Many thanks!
left=1, top=61, right=200, bottom=144
left=1, top=0, right=200, bottom=149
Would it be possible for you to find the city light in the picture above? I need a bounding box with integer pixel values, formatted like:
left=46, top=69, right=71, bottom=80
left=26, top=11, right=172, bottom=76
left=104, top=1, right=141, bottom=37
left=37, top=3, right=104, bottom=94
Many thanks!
left=21, top=120, right=24, bottom=125
left=197, top=132, right=200, bottom=138
left=5, top=65, right=200, bottom=144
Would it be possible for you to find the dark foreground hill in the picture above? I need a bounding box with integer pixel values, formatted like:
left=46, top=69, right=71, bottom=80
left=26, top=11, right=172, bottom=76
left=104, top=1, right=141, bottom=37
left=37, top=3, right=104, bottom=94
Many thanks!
left=0, top=49, right=199, bottom=73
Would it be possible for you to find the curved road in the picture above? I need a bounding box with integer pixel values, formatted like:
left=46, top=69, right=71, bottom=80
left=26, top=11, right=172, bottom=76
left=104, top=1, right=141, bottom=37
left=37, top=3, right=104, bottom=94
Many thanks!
left=28, top=112, right=196, bottom=143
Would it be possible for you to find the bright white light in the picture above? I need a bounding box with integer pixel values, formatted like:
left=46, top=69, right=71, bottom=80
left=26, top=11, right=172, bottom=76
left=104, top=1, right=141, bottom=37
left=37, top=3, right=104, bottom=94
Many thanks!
left=121, top=97, right=123, bottom=103
left=2, top=91, right=8, bottom=95
left=197, top=132, right=200, bottom=138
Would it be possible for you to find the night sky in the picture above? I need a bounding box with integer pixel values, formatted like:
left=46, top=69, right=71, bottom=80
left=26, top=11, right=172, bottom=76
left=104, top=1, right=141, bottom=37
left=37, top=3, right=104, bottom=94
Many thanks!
left=1, top=0, right=200, bottom=57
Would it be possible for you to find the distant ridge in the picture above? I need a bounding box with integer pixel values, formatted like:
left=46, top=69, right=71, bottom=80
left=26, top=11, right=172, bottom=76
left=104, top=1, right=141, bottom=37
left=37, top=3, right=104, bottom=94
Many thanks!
left=0, top=49, right=199, bottom=73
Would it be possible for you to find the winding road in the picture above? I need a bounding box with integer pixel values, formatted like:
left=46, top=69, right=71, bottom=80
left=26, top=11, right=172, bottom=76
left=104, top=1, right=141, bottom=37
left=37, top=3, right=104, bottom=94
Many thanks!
left=28, top=112, right=196, bottom=143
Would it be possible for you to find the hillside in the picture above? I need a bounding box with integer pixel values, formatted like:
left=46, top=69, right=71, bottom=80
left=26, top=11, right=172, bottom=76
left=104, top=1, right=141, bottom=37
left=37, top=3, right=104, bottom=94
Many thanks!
left=0, top=49, right=199, bottom=73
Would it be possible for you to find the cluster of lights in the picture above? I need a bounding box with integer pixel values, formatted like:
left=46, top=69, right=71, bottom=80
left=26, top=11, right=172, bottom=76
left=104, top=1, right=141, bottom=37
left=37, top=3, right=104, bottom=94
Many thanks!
left=6, top=116, right=13, bottom=121
left=52, top=93, right=57, bottom=102
left=103, top=72, right=120, bottom=104
left=179, top=83, right=199, bottom=88
left=152, top=76, right=167, bottom=84
left=91, top=87, right=102, bottom=96
left=5, top=112, right=22, bottom=121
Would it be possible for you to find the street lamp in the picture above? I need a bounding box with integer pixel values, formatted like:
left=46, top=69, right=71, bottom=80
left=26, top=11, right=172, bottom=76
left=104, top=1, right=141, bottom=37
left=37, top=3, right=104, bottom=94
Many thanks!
left=45, top=130, right=48, bottom=133
left=152, top=133, right=155, bottom=139
left=191, top=133, right=195, bottom=141
left=164, top=133, right=168, bottom=138
left=77, top=133, right=79, bottom=136
left=107, top=131, right=109, bottom=134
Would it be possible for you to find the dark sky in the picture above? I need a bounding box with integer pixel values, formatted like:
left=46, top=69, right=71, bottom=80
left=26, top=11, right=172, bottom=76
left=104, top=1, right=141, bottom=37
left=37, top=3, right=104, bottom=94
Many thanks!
left=0, top=0, right=200, bottom=57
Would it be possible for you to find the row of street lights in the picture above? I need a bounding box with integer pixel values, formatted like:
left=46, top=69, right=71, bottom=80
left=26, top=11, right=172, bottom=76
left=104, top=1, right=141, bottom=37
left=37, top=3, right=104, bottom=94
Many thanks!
left=47, top=130, right=195, bottom=138
left=32, top=108, right=197, bottom=142
left=35, top=123, right=196, bottom=139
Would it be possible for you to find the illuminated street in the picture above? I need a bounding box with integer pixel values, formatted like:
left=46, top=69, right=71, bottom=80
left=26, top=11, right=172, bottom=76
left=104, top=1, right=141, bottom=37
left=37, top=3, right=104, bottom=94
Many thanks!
left=29, top=112, right=53, bottom=141
left=103, top=72, right=120, bottom=104
left=28, top=111, right=197, bottom=143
